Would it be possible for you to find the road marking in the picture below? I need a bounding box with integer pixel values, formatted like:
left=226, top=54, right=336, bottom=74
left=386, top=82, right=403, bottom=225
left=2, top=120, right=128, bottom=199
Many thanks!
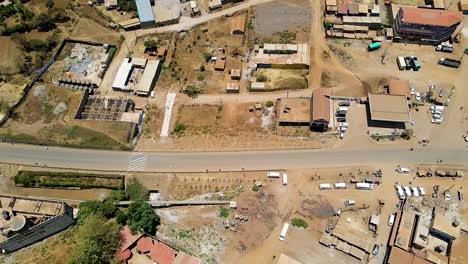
left=128, top=153, right=148, bottom=172
left=160, top=92, right=176, bottom=137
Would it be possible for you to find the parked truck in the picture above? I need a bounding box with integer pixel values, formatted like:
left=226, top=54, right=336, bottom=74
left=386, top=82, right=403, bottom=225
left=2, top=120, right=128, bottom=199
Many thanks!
left=368, top=42, right=381, bottom=51
left=438, top=58, right=461, bottom=68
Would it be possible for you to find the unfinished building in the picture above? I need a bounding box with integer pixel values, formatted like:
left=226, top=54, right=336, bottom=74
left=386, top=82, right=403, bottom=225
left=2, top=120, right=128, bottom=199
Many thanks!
left=0, top=195, right=74, bottom=253
left=74, top=94, right=133, bottom=121
left=385, top=197, right=463, bottom=263
left=251, top=43, right=310, bottom=69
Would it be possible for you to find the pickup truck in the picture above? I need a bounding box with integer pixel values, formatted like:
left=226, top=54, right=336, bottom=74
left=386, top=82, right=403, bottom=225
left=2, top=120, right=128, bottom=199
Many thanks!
left=438, top=58, right=461, bottom=68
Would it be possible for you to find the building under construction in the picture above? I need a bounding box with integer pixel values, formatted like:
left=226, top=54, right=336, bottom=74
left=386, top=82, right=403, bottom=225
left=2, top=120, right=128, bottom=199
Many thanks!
left=74, top=93, right=133, bottom=121
left=0, top=195, right=74, bottom=253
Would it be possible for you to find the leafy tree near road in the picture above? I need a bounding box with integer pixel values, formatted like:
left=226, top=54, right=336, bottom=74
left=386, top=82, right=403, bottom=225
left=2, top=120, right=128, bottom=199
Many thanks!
left=126, top=177, right=149, bottom=201
left=126, top=200, right=160, bottom=235
left=77, top=200, right=117, bottom=224
left=66, top=214, right=120, bottom=264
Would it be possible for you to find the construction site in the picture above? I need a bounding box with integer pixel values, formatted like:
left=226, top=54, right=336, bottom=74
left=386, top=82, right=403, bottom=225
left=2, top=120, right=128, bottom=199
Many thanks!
left=0, top=194, right=74, bottom=253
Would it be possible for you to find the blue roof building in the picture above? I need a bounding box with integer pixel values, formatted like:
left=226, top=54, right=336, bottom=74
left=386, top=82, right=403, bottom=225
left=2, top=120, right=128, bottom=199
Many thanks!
left=136, top=0, right=156, bottom=28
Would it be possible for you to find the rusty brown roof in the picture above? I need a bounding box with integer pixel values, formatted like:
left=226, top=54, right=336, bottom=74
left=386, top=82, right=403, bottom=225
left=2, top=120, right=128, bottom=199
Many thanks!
left=312, top=88, right=331, bottom=122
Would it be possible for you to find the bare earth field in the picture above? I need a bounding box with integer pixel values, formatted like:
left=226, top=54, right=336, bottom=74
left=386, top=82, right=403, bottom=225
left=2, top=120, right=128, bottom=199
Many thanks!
left=137, top=102, right=337, bottom=151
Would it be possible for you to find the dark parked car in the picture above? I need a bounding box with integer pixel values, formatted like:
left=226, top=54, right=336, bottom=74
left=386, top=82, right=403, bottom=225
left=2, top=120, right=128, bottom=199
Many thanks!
left=339, top=101, right=350, bottom=107
left=335, top=110, right=347, bottom=117
left=336, top=117, right=347, bottom=122
left=404, top=56, right=412, bottom=70
left=372, top=244, right=380, bottom=255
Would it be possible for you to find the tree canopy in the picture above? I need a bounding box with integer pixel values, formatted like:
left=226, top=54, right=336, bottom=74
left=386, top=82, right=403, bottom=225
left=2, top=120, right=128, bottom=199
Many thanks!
left=126, top=200, right=160, bottom=235
left=66, top=214, right=121, bottom=264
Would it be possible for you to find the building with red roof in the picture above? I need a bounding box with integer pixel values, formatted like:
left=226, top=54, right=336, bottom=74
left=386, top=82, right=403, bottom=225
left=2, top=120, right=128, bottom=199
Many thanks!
left=136, top=236, right=153, bottom=254
left=394, top=7, right=462, bottom=44
left=116, top=226, right=143, bottom=263
left=150, top=242, right=177, bottom=264
left=173, top=252, right=202, bottom=264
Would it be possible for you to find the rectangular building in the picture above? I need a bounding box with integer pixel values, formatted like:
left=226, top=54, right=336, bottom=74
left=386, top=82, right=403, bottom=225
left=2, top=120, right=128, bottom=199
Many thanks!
left=136, top=0, right=156, bottom=28
left=368, top=93, right=411, bottom=124
left=136, top=60, right=161, bottom=96
left=231, top=14, right=246, bottom=34
left=276, top=98, right=311, bottom=126
left=393, top=7, right=462, bottom=44
left=310, top=88, right=330, bottom=131
left=153, top=0, right=181, bottom=26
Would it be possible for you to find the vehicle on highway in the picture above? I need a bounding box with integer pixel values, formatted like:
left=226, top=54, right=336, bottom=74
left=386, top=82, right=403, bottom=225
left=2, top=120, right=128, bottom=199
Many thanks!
left=344, top=200, right=356, bottom=206
left=336, top=117, right=347, bottom=122
left=372, top=244, right=380, bottom=255
left=388, top=213, right=395, bottom=226
left=339, top=101, right=350, bottom=107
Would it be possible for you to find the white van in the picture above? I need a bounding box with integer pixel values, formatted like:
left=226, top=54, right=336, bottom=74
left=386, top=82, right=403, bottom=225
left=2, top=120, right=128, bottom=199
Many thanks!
left=319, top=183, right=333, bottom=190
left=338, top=107, right=348, bottom=112
left=267, top=171, right=281, bottom=178
left=388, top=213, right=396, bottom=226
left=430, top=105, right=444, bottom=111
left=282, top=173, right=288, bottom=185
left=279, top=223, right=289, bottom=241
left=344, top=200, right=356, bottom=206
left=397, top=167, right=410, bottom=174
left=334, top=182, right=347, bottom=189
left=355, top=182, right=373, bottom=190
left=396, top=185, right=405, bottom=199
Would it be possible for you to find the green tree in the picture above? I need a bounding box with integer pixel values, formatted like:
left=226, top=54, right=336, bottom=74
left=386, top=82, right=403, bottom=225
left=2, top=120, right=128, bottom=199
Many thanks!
left=66, top=214, right=121, bottom=264
left=291, top=217, right=308, bottom=229
left=77, top=200, right=117, bottom=224
left=186, top=85, right=203, bottom=97
left=126, top=200, right=160, bottom=235
left=126, top=177, right=149, bottom=201
left=265, top=101, right=274, bottom=107
left=173, top=123, right=187, bottom=135
left=35, top=13, right=56, bottom=31
left=219, top=207, right=229, bottom=218
left=46, top=0, right=55, bottom=9
left=144, top=38, right=158, bottom=50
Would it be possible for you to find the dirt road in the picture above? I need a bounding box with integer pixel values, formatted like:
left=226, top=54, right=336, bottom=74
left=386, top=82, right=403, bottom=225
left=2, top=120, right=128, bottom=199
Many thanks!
left=135, top=0, right=276, bottom=37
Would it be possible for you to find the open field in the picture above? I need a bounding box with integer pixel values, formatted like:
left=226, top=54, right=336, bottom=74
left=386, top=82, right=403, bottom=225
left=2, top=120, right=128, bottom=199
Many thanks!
left=253, top=69, right=308, bottom=91
left=137, top=102, right=337, bottom=151
left=0, top=85, right=131, bottom=148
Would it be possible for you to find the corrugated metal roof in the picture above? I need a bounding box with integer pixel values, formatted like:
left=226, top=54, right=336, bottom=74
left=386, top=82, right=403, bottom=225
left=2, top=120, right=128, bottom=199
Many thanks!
left=136, top=0, right=155, bottom=23
left=137, top=60, right=160, bottom=94
left=400, top=7, right=462, bottom=27
left=312, top=88, right=330, bottom=122
left=112, top=58, right=133, bottom=90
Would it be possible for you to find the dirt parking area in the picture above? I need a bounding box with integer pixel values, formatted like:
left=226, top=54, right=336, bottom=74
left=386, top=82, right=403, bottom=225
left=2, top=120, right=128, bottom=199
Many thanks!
left=253, top=0, right=310, bottom=37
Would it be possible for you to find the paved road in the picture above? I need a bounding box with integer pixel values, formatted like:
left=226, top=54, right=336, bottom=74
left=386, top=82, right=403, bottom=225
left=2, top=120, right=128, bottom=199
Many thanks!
left=1, top=144, right=466, bottom=172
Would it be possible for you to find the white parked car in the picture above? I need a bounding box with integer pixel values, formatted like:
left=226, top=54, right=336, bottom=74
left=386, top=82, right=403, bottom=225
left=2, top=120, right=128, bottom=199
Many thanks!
left=430, top=105, right=444, bottom=111
left=444, top=191, right=451, bottom=201
left=338, top=126, right=347, bottom=132
left=415, top=93, right=421, bottom=101
left=464, top=136, right=468, bottom=142
left=397, top=167, right=410, bottom=174
left=418, top=187, right=426, bottom=196
left=339, top=132, right=345, bottom=139
left=410, top=87, right=415, bottom=95
left=340, top=122, right=349, bottom=128
left=432, top=118, right=443, bottom=124
left=388, top=213, right=395, bottom=226
left=432, top=113, right=441, bottom=119
left=431, top=109, right=442, bottom=115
